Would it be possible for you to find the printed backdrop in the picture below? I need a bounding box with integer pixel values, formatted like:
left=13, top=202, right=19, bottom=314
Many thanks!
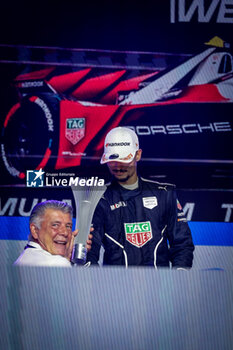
left=0, top=0, right=233, bottom=267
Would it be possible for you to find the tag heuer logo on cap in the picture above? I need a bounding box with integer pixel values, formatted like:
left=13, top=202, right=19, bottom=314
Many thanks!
left=65, top=118, right=85, bottom=145
left=125, top=221, right=152, bottom=248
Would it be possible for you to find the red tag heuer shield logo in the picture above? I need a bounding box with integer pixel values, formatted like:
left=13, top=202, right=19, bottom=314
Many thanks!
left=125, top=221, right=152, bottom=248
left=65, top=118, right=85, bottom=145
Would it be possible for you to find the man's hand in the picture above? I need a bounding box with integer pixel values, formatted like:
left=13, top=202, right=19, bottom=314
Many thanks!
left=86, top=227, right=94, bottom=252
left=65, top=228, right=93, bottom=261
left=65, top=229, right=79, bottom=261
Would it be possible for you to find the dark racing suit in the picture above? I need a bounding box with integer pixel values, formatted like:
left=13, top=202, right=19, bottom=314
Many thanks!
left=87, top=177, right=194, bottom=268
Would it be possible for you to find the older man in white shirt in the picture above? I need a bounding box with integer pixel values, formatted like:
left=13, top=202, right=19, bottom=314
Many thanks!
left=14, top=200, right=92, bottom=267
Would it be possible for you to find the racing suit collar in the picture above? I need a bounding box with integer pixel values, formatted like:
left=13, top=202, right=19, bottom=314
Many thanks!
left=111, top=177, right=142, bottom=201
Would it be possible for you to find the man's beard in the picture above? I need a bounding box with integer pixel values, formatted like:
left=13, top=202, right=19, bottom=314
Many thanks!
left=113, top=174, right=130, bottom=183
left=111, top=169, right=130, bottom=183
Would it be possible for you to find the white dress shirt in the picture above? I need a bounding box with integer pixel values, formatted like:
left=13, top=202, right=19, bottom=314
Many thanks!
left=14, top=241, right=71, bottom=267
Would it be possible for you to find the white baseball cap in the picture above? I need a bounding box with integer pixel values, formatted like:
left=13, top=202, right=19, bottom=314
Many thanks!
left=101, top=127, right=139, bottom=164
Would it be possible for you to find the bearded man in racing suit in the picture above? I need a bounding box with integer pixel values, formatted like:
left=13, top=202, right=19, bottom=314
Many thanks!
left=87, top=127, right=194, bottom=268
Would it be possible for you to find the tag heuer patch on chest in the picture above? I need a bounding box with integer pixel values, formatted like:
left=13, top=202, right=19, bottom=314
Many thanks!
left=143, top=196, right=157, bottom=209
left=65, top=118, right=85, bottom=145
left=124, top=221, right=152, bottom=248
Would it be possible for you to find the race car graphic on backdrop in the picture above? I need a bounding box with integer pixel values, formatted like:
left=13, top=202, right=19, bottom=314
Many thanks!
left=1, top=37, right=233, bottom=185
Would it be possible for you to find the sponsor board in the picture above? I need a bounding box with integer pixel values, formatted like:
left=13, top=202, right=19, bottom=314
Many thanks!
left=0, top=40, right=233, bottom=187
left=0, top=187, right=232, bottom=222
left=170, top=0, right=233, bottom=24
left=128, top=122, right=232, bottom=135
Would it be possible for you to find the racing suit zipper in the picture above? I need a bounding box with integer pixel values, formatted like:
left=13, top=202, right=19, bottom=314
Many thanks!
left=105, top=233, right=128, bottom=268
left=154, top=225, right=167, bottom=269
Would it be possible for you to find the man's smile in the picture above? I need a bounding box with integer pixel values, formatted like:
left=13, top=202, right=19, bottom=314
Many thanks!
left=54, top=240, right=67, bottom=245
